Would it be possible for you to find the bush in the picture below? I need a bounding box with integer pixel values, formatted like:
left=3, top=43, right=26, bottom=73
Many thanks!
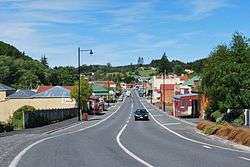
left=12, top=105, right=36, bottom=130
left=211, top=110, right=222, bottom=122
left=0, top=121, right=14, bottom=133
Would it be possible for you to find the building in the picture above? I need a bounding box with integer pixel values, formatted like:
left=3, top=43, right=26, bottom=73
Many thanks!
left=172, top=93, right=199, bottom=117
left=0, top=83, right=15, bottom=101
left=151, top=75, right=180, bottom=104
left=0, top=86, right=76, bottom=123
left=160, top=84, right=176, bottom=106
left=92, top=84, right=109, bottom=98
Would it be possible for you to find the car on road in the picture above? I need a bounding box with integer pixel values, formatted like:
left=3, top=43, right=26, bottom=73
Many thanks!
left=134, top=109, right=149, bottom=121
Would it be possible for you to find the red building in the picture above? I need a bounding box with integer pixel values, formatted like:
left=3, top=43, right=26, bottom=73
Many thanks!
left=172, top=93, right=199, bottom=117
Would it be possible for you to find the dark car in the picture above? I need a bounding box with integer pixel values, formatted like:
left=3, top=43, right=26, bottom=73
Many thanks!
left=134, top=109, right=149, bottom=121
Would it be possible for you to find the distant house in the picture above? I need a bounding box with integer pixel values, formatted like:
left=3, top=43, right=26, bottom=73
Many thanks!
left=92, top=84, right=109, bottom=97
left=0, top=83, right=15, bottom=101
left=172, top=93, right=199, bottom=117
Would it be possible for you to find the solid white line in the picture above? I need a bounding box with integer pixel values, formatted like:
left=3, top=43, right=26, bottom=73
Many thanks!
left=238, top=156, right=250, bottom=161
left=116, top=102, right=154, bottom=167
left=9, top=100, right=126, bottom=167
left=145, top=100, right=196, bottom=126
left=162, top=123, right=181, bottom=126
left=139, top=98, right=250, bottom=153
left=203, top=145, right=212, bottom=149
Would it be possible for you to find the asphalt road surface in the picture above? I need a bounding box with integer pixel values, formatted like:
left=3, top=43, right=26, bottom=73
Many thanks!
left=8, top=90, right=250, bottom=167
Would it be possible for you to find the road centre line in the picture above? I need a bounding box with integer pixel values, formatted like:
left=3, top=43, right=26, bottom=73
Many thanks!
left=203, top=145, right=212, bottom=149
left=116, top=102, right=154, bottom=167
left=9, top=99, right=126, bottom=167
left=139, top=98, right=250, bottom=154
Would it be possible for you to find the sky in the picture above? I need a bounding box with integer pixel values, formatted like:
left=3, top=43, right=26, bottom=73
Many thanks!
left=0, top=0, right=250, bottom=67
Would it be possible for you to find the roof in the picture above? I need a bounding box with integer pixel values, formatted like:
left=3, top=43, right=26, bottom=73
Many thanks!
left=37, top=85, right=72, bottom=93
left=183, top=76, right=201, bottom=86
left=173, top=93, right=198, bottom=99
left=34, top=86, right=70, bottom=98
left=8, top=90, right=36, bottom=98
left=92, top=84, right=108, bottom=93
left=0, top=83, right=15, bottom=91
left=160, top=84, right=175, bottom=90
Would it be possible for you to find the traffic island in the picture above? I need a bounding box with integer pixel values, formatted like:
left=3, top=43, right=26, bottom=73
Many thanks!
left=197, top=120, right=250, bottom=147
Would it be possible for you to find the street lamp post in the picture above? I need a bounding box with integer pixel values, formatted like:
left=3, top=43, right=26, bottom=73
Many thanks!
left=78, top=47, right=93, bottom=121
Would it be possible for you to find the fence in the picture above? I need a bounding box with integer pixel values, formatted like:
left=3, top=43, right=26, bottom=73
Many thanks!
left=24, top=108, right=78, bottom=128
left=244, top=109, right=250, bottom=126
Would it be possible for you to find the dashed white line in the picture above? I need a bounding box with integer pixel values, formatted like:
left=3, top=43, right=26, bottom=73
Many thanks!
left=203, top=145, right=212, bottom=149
left=139, top=98, right=250, bottom=153
left=162, top=123, right=181, bottom=126
left=116, top=103, right=154, bottom=167
left=9, top=100, right=126, bottom=167
left=238, top=156, right=250, bottom=161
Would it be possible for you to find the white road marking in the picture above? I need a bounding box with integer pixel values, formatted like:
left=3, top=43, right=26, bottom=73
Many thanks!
left=162, top=123, right=181, bottom=126
left=203, top=145, right=212, bottom=149
left=151, top=114, right=164, bottom=117
left=9, top=100, right=126, bottom=167
left=139, top=98, right=250, bottom=153
left=238, top=156, right=250, bottom=161
left=116, top=103, right=154, bottom=167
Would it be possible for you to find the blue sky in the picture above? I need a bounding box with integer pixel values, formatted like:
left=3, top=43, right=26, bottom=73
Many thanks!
left=0, top=0, right=249, bottom=67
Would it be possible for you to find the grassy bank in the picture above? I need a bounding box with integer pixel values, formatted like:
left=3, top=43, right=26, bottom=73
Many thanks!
left=197, top=121, right=250, bottom=147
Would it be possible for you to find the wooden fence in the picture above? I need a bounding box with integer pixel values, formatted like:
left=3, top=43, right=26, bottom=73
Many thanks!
left=24, top=108, right=77, bottom=128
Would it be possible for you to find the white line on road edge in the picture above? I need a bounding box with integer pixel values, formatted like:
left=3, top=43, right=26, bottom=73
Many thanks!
left=116, top=103, right=154, bottom=167
left=238, top=156, right=250, bottom=161
left=162, top=123, right=181, bottom=126
left=9, top=100, right=126, bottom=167
left=139, top=99, right=250, bottom=154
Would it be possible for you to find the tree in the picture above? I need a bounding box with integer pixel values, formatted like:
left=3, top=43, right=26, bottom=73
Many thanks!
left=173, top=64, right=185, bottom=76
left=40, top=55, right=48, bottom=67
left=158, top=52, right=172, bottom=74
left=70, top=78, right=92, bottom=112
left=201, top=32, right=250, bottom=120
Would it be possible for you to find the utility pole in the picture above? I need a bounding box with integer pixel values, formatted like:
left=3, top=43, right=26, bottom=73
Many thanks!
left=108, top=80, right=110, bottom=107
left=163, top=69, right=166, bottom=112
left=78, top=47, right=81, bottom=121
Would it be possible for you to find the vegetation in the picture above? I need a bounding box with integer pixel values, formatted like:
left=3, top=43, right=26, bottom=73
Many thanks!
left=197, top=120, right=250, bottom=146
left=201, top=32, right=250, bottom=122
left=12, top=105, right=36, bottom=129
left=70, top=78, right=92, bottom=113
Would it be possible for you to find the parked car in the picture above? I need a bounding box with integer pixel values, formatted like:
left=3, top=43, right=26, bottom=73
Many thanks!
left=134, top=109, right=149, bottom=121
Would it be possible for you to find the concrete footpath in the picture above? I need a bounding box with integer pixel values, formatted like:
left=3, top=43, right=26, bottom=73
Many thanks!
left=0, top=103, right=120, bottom=167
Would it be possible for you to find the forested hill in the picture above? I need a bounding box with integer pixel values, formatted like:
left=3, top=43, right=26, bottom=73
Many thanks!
left=0, top=40, right=207, bottom=89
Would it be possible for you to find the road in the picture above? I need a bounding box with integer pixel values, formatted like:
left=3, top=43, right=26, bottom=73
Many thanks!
left=8, top=90, right=250, bottom=167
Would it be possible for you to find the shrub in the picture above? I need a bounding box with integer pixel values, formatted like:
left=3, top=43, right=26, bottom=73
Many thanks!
left=203, top=125, right=220, bottom=135
left=12, top=105, right=36, bottom=130
left=211, top=110, right=222, bottom=122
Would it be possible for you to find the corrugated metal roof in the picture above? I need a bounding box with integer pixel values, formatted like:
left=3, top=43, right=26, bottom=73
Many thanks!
left=8, top=90, right=36, bottom=98
left=183, top=76, right=201, bottom=86
left=37, top=85, right=72, bottom=93
left=34, top=86, right=70, bottom=98
left=0, top=83, right=15, bottom=91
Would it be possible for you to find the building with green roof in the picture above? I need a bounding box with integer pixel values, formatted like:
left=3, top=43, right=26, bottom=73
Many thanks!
left=92, top=84, right=109, bottom=96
